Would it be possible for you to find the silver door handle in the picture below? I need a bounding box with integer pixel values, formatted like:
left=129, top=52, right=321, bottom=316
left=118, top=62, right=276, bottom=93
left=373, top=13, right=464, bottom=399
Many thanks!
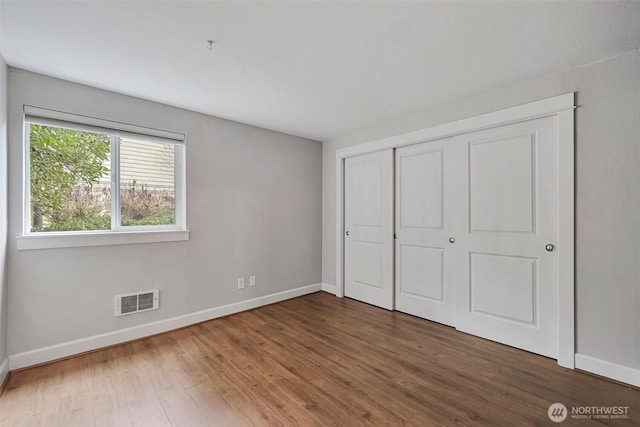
left=545, top=244, right=555, bottom=252
left=345, top=231, right=350, bottom=236
left=449, top=237, right=455, bottom=244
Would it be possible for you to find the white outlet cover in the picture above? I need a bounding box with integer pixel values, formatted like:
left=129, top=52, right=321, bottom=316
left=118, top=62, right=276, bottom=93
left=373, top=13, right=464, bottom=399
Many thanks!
left=238, top=278, right=245, bottom=289
left=250, top=276, right=256, bottom=286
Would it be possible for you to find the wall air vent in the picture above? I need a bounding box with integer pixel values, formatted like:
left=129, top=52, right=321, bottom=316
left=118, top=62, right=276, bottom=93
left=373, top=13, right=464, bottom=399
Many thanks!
left=115, top=290, right=159, bottom=316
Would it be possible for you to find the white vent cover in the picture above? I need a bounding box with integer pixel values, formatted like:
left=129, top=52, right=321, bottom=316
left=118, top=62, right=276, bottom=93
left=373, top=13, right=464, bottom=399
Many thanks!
left=115, top=290, right=159, bottom=316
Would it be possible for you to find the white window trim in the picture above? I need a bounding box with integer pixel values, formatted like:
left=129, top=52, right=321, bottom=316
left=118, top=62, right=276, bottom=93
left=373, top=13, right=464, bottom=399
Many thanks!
left=20, top=106, right=189, bottom=250
left=16, top=230, right=190, bottom=250
left=24, top=105, right=185, bottom=143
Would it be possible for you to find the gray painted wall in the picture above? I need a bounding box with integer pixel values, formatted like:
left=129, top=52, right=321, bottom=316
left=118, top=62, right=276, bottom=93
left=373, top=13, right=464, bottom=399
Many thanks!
left=323, top=49, right=640, bottom=370
left=0, top=54, right=8, bottom=380
left=7, top=69, right=322, bottom=356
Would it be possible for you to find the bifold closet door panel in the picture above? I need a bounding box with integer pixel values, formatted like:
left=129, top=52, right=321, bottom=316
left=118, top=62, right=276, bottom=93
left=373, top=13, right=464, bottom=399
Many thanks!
left=395, top=139, right=456, bottom=326
left=344, top=149, right=394, bottom=310
left=453, top=116, right=560, bottom=359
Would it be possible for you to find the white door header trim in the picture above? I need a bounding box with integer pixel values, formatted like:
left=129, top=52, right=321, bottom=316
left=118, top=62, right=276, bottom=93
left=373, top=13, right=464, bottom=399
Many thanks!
left=336, top=92, right=574, bottom=159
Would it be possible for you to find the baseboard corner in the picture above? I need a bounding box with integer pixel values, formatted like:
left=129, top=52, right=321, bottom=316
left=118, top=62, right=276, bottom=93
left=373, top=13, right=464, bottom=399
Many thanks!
left=0, top=357, right=9, bottom=395
left=321, top=282, right=337, bottom=295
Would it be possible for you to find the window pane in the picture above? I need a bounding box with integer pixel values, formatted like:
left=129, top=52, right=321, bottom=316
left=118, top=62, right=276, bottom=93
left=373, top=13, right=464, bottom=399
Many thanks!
left=29, top=123, right=111, bottom=232
left=120, top=138, right=176, bottom=227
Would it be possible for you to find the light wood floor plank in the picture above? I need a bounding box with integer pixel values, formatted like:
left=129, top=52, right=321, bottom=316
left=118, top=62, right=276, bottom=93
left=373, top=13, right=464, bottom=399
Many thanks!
left=127, top=397, right=171, bottom=427
left=185, top=379, right=249, bottom=427
left=95, top=405, right=133, bottom=427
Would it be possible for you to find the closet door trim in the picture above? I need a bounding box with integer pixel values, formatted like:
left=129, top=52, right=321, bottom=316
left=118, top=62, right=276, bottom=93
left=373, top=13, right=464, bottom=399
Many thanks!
left=335, top=93, right=574, bottom=368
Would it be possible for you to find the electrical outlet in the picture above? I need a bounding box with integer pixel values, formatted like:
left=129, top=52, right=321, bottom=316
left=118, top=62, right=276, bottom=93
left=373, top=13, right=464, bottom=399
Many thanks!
left=250, top=276, right=256, bottom=287
left=237, top=277, right=245, bottom=289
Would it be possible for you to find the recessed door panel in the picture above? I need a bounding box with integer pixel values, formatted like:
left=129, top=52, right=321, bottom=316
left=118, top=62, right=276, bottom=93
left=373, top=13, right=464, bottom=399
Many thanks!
left=469, top=253, right=536, bottom=325
left=400, top=151, right=442, bottom=229
left=351, top=241, right=383, bottom=289
left=469, top=134, right=535, bottom=233
left=344, top=150, right=393, bottom=310
left=352, top=161, right=382, bottom=227
left=399, top=245, right=443, bottom=302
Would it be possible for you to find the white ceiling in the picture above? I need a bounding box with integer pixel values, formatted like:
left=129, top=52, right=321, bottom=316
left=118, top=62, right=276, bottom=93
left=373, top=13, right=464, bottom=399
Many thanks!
left=2, top=1, right=640, bottom=141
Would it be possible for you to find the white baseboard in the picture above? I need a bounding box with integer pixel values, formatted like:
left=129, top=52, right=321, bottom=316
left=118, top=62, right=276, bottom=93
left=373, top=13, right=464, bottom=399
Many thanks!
left=9, top=283, right=322, bottom=370
left=0, top=357, right=8, bottom=387
left=321, top=282, right=337, bottom=295
left=575, top=353, right=640, bottom=388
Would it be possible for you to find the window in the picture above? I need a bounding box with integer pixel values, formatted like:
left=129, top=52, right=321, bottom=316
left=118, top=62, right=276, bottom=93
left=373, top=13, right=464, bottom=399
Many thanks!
left=20, top=106, right=187, bottom=249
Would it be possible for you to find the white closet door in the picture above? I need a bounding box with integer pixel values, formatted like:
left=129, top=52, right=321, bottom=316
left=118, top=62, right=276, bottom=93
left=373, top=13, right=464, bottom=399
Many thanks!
left=395, top=139, right=455, bottom=326
left=453, top=116, right=559, bottom=358
left=344, top=149, right=394, bottom=310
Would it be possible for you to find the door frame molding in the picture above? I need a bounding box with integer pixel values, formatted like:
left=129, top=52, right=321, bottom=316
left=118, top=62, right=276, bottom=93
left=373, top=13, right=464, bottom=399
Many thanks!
left=336, top=93, right=575, bottom=368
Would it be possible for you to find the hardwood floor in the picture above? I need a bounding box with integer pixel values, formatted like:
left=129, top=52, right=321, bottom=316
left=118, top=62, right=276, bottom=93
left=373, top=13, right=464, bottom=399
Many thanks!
left=1, top=292, right=637, bottom=426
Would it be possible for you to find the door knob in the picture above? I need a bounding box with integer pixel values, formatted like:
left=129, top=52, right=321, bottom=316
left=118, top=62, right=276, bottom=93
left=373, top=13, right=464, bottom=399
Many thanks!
left=449, top=237, right=455, bottom=244
left=545, top=244, right=555, bottom=252
left=345, top=231, right=350, bottom=236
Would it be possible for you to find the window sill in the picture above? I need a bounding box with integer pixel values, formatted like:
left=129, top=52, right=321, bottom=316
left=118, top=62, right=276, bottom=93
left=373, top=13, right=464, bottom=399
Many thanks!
left=16, top=229, right=190, bottom=250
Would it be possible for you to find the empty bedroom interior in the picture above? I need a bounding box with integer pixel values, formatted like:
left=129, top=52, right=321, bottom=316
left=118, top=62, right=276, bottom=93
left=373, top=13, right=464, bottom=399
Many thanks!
left=0, top=1, right=639, bottom=426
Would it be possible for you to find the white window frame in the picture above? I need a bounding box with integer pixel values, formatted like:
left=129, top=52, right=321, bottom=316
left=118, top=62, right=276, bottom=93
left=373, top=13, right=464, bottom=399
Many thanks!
left=17, top=106, right=189, bottom=250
